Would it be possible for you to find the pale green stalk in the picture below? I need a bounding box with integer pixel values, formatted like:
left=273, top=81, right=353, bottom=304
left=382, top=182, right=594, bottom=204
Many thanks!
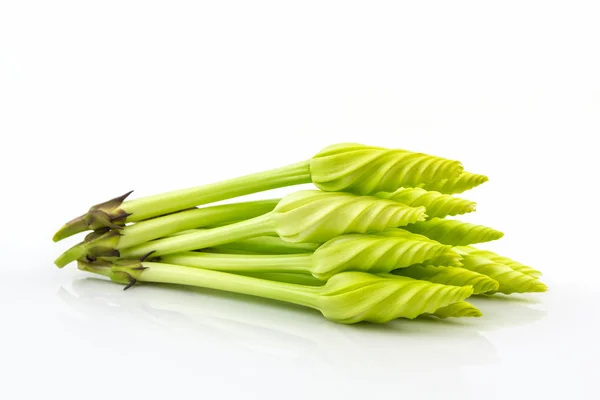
left=54, top=143, right=462, bottom=241
left=239, top=272, right=324, bottom=286
left=80, top=260, right=473, bottom=324
left=54, top=199, right=277, bottom=267
left=53, top=162, right=311, bottom=241
left=93, top=191, right=426, bottom=262
left=404, top=218, right=504, bottom=246
left=190, top=233, right=320, bottom=254
left=160, top=233, right=459, bottom=280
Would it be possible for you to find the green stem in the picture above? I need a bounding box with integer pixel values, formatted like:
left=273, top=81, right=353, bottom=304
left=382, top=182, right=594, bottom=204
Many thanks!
left=120, top=214, right=276, bottom=258
left=210, top=235, right=320, bottom=254
left=160, top=252, right=312, bottom=273
left=123, top=161, right=311, bottom=222
left=124, top=262, right=319, bottom=308
left=239, top=271, right=324, bottom=286
left=118, top=199, right=277, bottom=249
left=53, top=200, right=277, bottom=268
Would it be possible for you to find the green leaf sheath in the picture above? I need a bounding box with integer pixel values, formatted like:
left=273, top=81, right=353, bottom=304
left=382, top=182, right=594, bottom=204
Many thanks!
left=53, top=200, right=278, bottom=268
left=53, top=161, right=312, bottom=241
left=375, top=187, right=476, bottom=219
left=210, top=236, right=320, bottom=254
left=393, top=265, right=499, bottom=294
left=460, top=255, right=547, bottom=294
left=310, top=143, right=463, bottom=195
left=239, top=272, right=325, bottom=286
left=104, top=261, right=473, bottom=324
left=160, top=252, right=312, bottom=273
left=419, top=172, right=489, bottom=194
left=77, top=260, right=131, bottom=285
left=454, top=246, right=542, bottom=278
left=430, top=302, right=482, bottom=319
left=124, top=200, right=277, bottom=248
left=268, top=190, right=426, bottom=242
left=160, top=234, right=459, bottom=280
left=116, top=191, right=426, bottom=259
left=170, top=230, right=322, bottom=254
left=403, top=218, right=504, bottom=246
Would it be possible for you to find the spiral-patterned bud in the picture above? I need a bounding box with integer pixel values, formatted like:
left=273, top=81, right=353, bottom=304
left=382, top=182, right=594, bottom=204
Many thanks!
left=393, top=265, right=499, bottom=294
left=454, top=246, right=542, bottom=278
left=318, top=272, right=473, bottom=324
left=272, top=190, right=426, bottom=243
left=310, top=143, right=464, bottom=195
left=460, top=255, right=547, bottom=294
left=376, top=229, right=462, bottom=266
left=419, top=172, right=489, bottom=194
left=431, top=302, right=482, bottom=319
left=376, top=187, right=477, bottom=218
left=404, top=218, right=504, bottom=246
left=310, top=234, right=459, bottom=280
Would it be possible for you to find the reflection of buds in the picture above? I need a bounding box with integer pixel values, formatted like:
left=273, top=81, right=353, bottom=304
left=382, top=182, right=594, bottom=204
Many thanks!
left=318, top=272, right=473, bottom=324
left=310, top=143, right=463, bottom=194
left=57, top=277, right=502, bottom=370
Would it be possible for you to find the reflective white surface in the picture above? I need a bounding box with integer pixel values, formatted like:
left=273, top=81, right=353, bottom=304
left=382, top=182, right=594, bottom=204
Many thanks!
left=1, top=1, right=599, bottom=399
left=2, top=254, right=599, bottom=399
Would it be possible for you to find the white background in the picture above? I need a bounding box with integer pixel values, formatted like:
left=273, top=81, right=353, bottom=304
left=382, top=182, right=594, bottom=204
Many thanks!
left=1, top=1, right=599, bottom=399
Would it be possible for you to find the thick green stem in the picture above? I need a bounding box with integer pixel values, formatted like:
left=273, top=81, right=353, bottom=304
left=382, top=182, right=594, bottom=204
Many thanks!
left=160, top=252, right=312, bottom=273
left=53, top=161, right=310, bottom=242
left=120, top=214, right=276, bottom=258
left=121, top=262, right=319, bottom=308
left=118, top=199, right=277, bottom=249
left=53, top=200, right=277, bottom=268
left=210, top=235, right=320, bottom=254
left=123, top=161, right=311, bottom=221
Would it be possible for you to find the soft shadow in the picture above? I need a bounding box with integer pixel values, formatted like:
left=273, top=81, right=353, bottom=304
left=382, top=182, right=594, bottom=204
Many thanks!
left=468, top=295, right=547, bottom=331
left=474, top=293, right=543, bottom=304
left=58, top=277, right=501, bottom=374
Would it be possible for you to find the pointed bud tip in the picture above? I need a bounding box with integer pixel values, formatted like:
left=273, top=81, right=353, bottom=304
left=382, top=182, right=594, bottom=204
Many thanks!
left=531, top=282, right=548, bottom=293
left=467, top=309, right=483, bottom=318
